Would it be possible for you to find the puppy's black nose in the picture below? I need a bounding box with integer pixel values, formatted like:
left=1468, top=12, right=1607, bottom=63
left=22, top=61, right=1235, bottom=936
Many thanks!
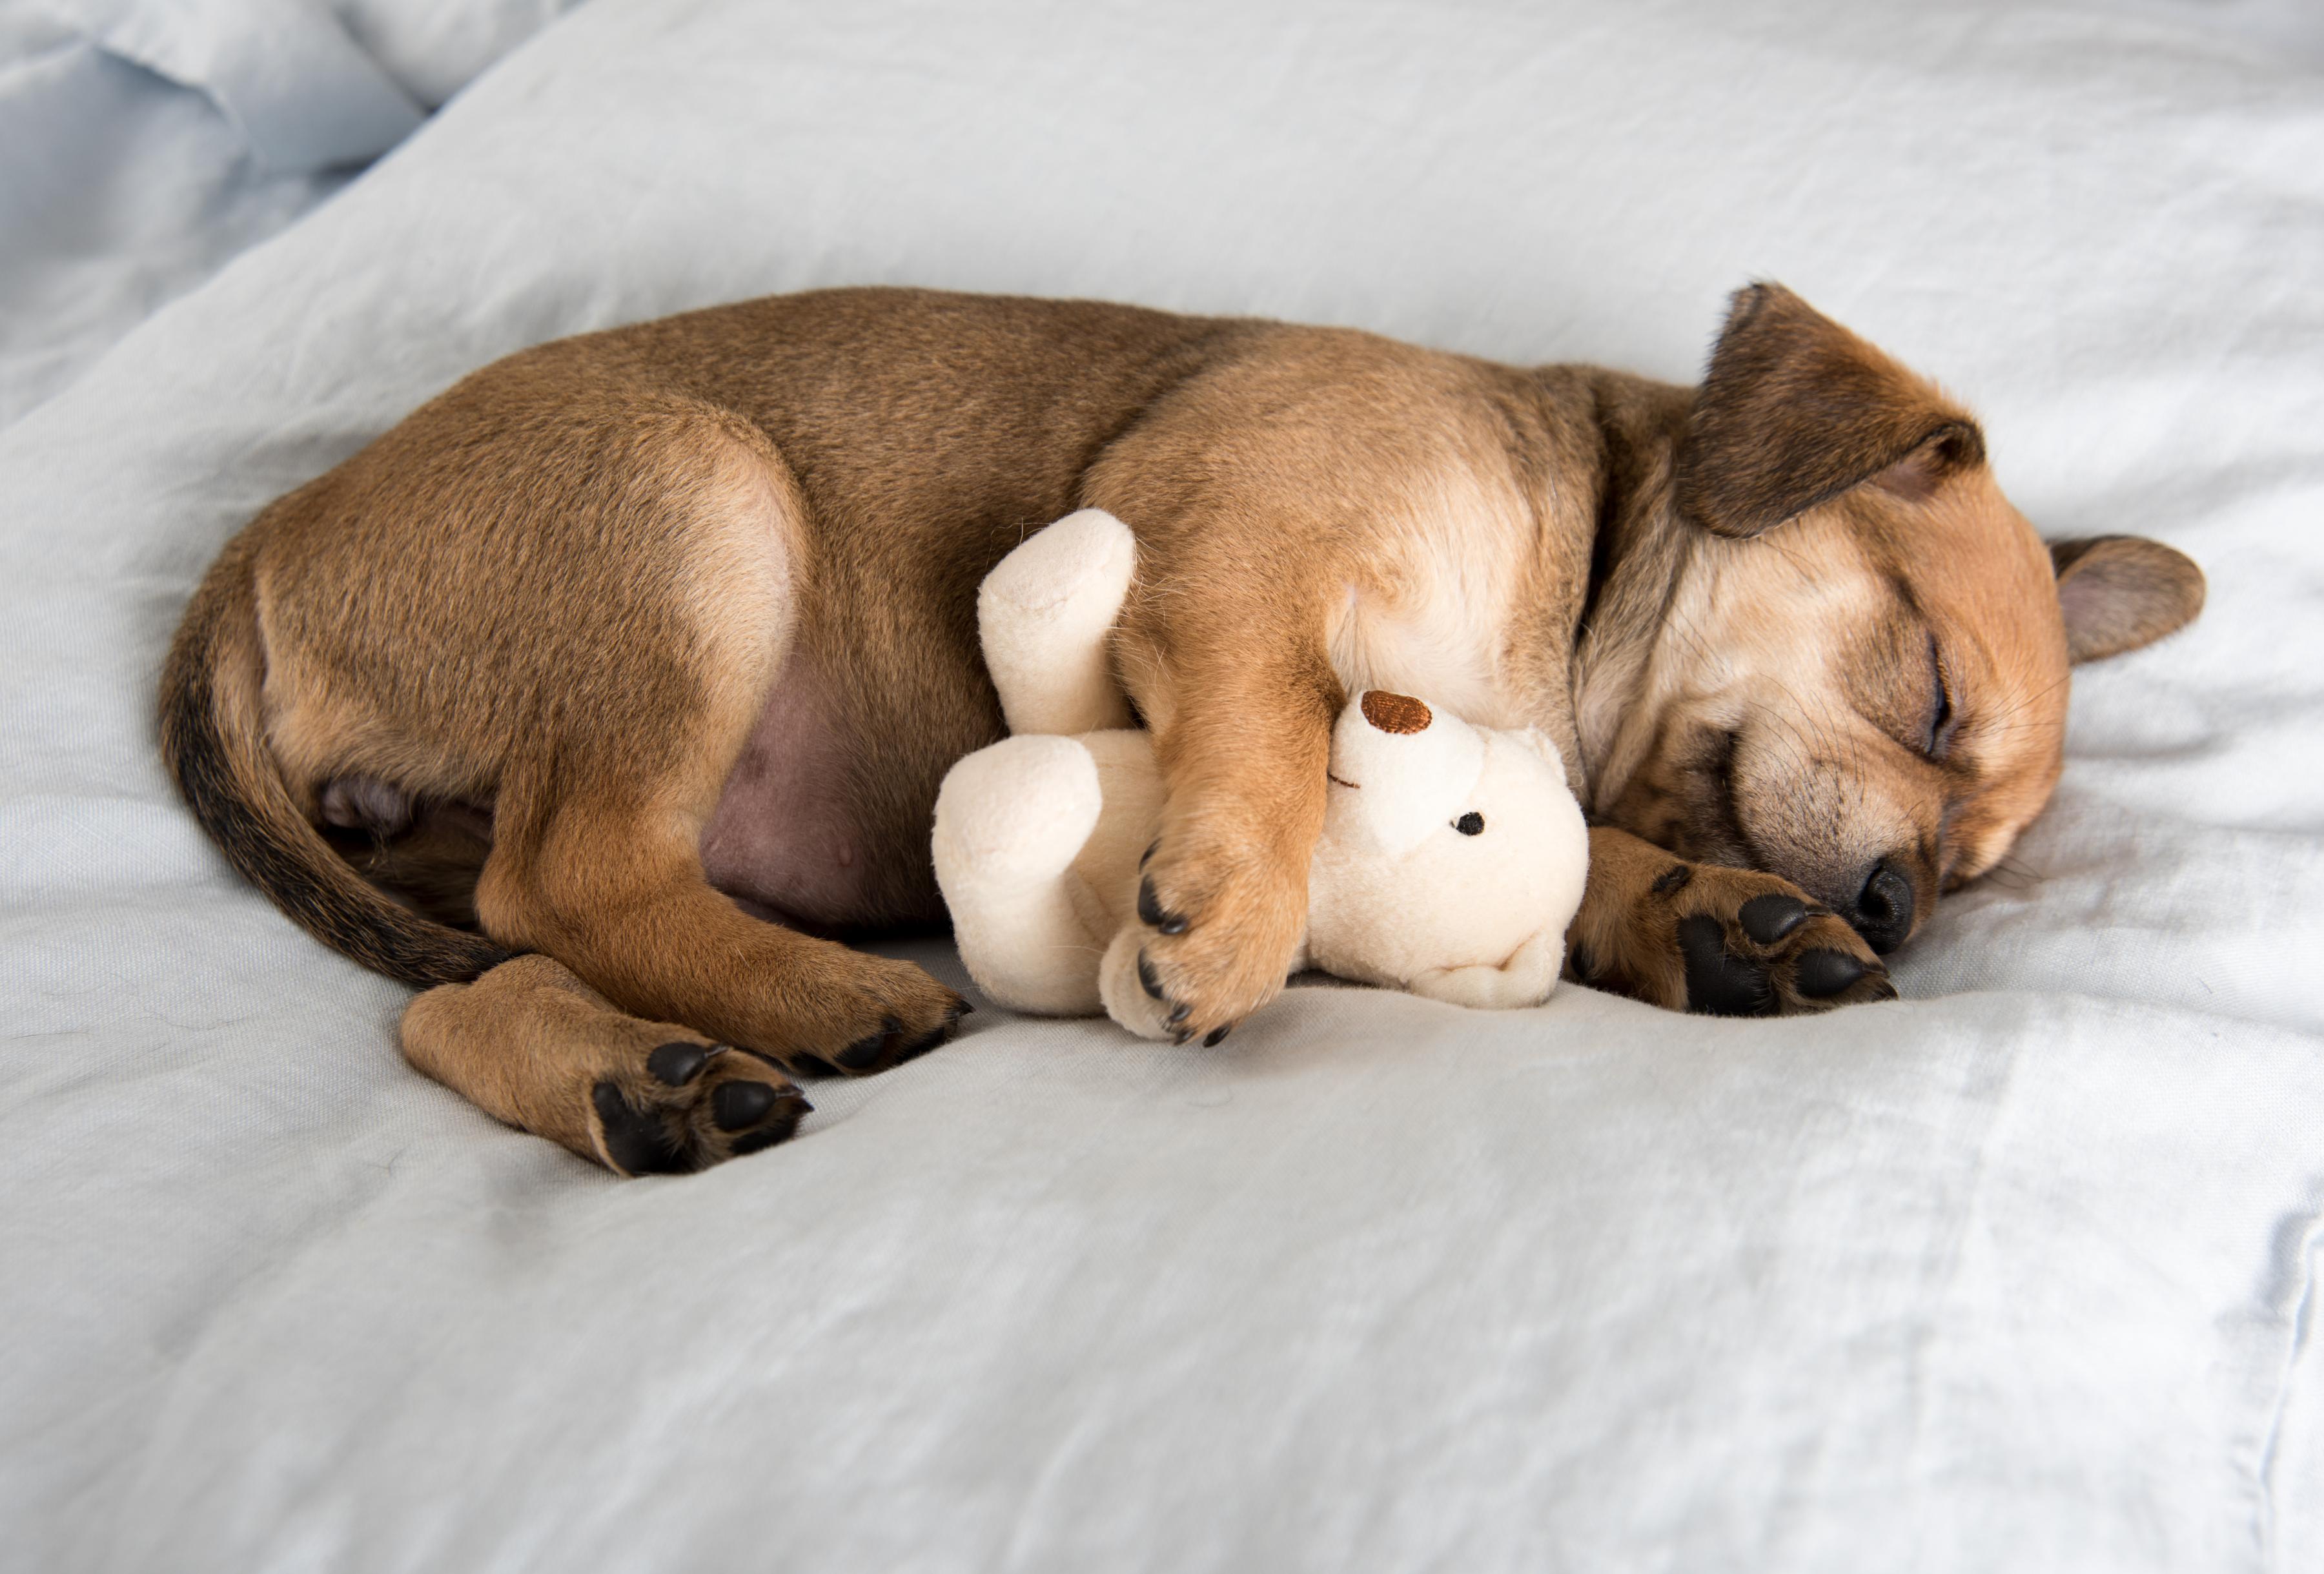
left=1847, top=858, right=1917, bottom=954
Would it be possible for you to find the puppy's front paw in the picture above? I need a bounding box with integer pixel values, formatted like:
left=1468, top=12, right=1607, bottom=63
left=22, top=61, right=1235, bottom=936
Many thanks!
left=1127, top=832, right=1307, bottom=1044
left=1574, top=861, right=1894, bottom=1017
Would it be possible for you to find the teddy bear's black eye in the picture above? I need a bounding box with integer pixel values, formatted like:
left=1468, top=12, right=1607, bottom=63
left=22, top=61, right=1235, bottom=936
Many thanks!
left=1454, top=812, right=1485, bottom=835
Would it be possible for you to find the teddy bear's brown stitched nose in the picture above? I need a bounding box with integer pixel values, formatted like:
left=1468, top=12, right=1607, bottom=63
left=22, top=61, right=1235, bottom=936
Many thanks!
left=1361, top=691, right=1432, bottom=733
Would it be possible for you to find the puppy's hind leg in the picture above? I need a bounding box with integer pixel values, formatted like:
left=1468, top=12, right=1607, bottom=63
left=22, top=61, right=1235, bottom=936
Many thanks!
left=402, top=956, right=811, bottom=1175
left=458, top=416, right=964, bottom=1158
left=482, top=783, right=969, bottom=1082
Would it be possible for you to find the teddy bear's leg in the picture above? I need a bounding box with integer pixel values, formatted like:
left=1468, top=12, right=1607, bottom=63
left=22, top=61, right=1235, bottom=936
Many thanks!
left=977, top=508, right=1138, bottom=735
left=1097, top=928, right=1182, bottom=1041
left=932, top=735, right=1110, bottom=1014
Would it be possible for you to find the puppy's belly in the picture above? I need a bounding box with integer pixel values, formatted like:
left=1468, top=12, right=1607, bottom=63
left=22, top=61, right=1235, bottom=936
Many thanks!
left=700, top=658, right=895, bottom=932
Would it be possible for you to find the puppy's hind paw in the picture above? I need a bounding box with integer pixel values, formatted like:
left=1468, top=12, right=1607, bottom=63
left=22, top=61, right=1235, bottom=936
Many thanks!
left=587, top=1041, right=813, bottom=1176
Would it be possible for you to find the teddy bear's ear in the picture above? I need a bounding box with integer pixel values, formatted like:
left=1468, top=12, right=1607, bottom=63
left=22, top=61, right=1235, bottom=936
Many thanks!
left=1327, top=691, right=1485, bottom=855
left=1507, top=726, right=1567, bottom=775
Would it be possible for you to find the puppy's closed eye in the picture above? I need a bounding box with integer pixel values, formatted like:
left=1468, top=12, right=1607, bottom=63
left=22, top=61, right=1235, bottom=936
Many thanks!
left=1922, top=635, right=1957, bottom=761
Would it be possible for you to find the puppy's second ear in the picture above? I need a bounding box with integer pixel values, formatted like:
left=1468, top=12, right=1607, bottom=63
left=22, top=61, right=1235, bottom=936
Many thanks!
left=1676, top=282, right=1984, bottom=538
left=2050, top=535, right=2206, bottom=662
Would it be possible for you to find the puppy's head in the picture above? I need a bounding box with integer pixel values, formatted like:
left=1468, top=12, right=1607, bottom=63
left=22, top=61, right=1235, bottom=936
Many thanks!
left=1600, top=283, right=2204, bottom=952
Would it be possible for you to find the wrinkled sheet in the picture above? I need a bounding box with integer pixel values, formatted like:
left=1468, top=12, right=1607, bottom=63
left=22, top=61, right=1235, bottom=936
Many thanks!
left=3, top=1, right=2322, bottom=1569
left=0, top=0, right=578, bottom=429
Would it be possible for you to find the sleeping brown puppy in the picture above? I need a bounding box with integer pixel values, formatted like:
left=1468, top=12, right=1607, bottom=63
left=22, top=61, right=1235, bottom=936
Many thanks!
left=159, top=283, right=2204, bottom=1175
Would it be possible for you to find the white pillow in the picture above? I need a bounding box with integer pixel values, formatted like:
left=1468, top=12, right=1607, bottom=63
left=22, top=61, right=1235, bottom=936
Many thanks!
left=328, top=0, right=585, bottom=108
left=41, top=0, right=420, bottom=169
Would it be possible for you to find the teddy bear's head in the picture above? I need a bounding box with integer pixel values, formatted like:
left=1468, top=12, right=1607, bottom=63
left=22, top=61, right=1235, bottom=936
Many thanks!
left=1306, top=691, right=1589, bottom=1009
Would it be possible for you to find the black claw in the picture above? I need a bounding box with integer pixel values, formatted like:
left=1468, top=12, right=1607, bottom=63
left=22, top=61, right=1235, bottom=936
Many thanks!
left=1172, top=1028, right=1192, bottom=1046
left=647, top=1041, right=714, bottom=1087
left=782, top=1052, right=841, bottom=1079
left=1137, top=952, right=1166, bottom=1000
left=1140, top=839, right=1159, bottom=869
left=1677, top=914, right=1774, bottom=1017
left=712, top=1079, right=782, bottom=1131
left=1137, top=877, right=1189, bottom=935
left=1737, top=893, right=1809, bottom=946
left=1165, top=1002, right=1190, bottom=1027
left=1203, top=1025, right=1230, bottom=1047
left=1652, top=864, right=1693, bottom=895
left=1793, top=947, right=1870, bottom=998
left=953, top=998, right=975, bottom=1016
left=1866, top=974, right=1901, bottom=1002
left=591, top=1080, right=689, bottom=1175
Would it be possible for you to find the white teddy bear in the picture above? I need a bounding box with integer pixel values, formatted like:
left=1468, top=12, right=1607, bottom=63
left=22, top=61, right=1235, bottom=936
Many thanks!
left=932, top=509, right=1590, bottom=1039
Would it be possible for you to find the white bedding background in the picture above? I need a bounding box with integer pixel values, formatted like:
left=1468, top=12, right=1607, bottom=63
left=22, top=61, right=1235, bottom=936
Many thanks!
left=0, top=0, right=579, bottom=429
left=3, top=2, right=2321, bottom=1569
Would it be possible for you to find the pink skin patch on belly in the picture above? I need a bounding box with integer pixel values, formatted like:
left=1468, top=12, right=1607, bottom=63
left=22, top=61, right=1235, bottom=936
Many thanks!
left=699, top=655, right=881, bottom=931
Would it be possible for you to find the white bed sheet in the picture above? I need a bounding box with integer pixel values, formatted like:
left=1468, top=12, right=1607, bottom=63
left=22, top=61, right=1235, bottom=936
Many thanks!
left=3, top=1, right=2321, bottom=1569
left=0, top=0, right=581, bottom=431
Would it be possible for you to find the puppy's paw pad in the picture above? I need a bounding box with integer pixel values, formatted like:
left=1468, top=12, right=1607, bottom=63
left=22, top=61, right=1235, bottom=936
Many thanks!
left=1736, top=894, right=1808, bottom=945
left=1794, top=947, right=1868, bottom=998
left=836, top=1017, right=902, bottom=1072
left=592, top=1079, right=692, bottom=1176
left=1661, top=866, right=1891, bottom=1017
left=647, top=1041, right=713, bottom=1087
left=587, top=1048, right=811, bottom=1177
left=1677, top=914, right=1775, bottom=1017
left=711, top=1078, right=782, bottom=1131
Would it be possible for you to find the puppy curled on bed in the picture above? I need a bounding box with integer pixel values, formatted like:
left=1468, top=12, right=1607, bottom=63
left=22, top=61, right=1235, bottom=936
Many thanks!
left=159, top=282, right=2203, bottom=1175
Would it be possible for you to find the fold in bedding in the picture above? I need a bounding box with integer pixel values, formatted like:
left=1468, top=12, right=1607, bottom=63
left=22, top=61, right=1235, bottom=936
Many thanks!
left=2, top=1, right=2321, bottom=1569
left=0, top=0, right=580, bottom=429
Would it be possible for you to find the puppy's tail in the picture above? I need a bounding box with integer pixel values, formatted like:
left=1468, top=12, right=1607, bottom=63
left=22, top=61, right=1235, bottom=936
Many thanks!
left=158, top=542, right=511, bottom=988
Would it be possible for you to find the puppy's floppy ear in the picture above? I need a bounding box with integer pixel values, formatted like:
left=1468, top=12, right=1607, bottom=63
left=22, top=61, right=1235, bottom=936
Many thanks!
left=2049, top=535, right=2206, bottom=662
left=1675, top=282, right=1986, bottom=538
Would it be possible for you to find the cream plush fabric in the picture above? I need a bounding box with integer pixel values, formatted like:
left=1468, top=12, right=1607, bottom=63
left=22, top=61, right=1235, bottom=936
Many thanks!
left=3, top=2, right=2323, bottom=1571
left=935, top=510, right=1587, bottom=1036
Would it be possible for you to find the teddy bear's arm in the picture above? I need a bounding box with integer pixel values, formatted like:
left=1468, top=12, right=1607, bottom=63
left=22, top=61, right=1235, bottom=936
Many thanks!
left=976, top=509, right=1138, bottom=736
